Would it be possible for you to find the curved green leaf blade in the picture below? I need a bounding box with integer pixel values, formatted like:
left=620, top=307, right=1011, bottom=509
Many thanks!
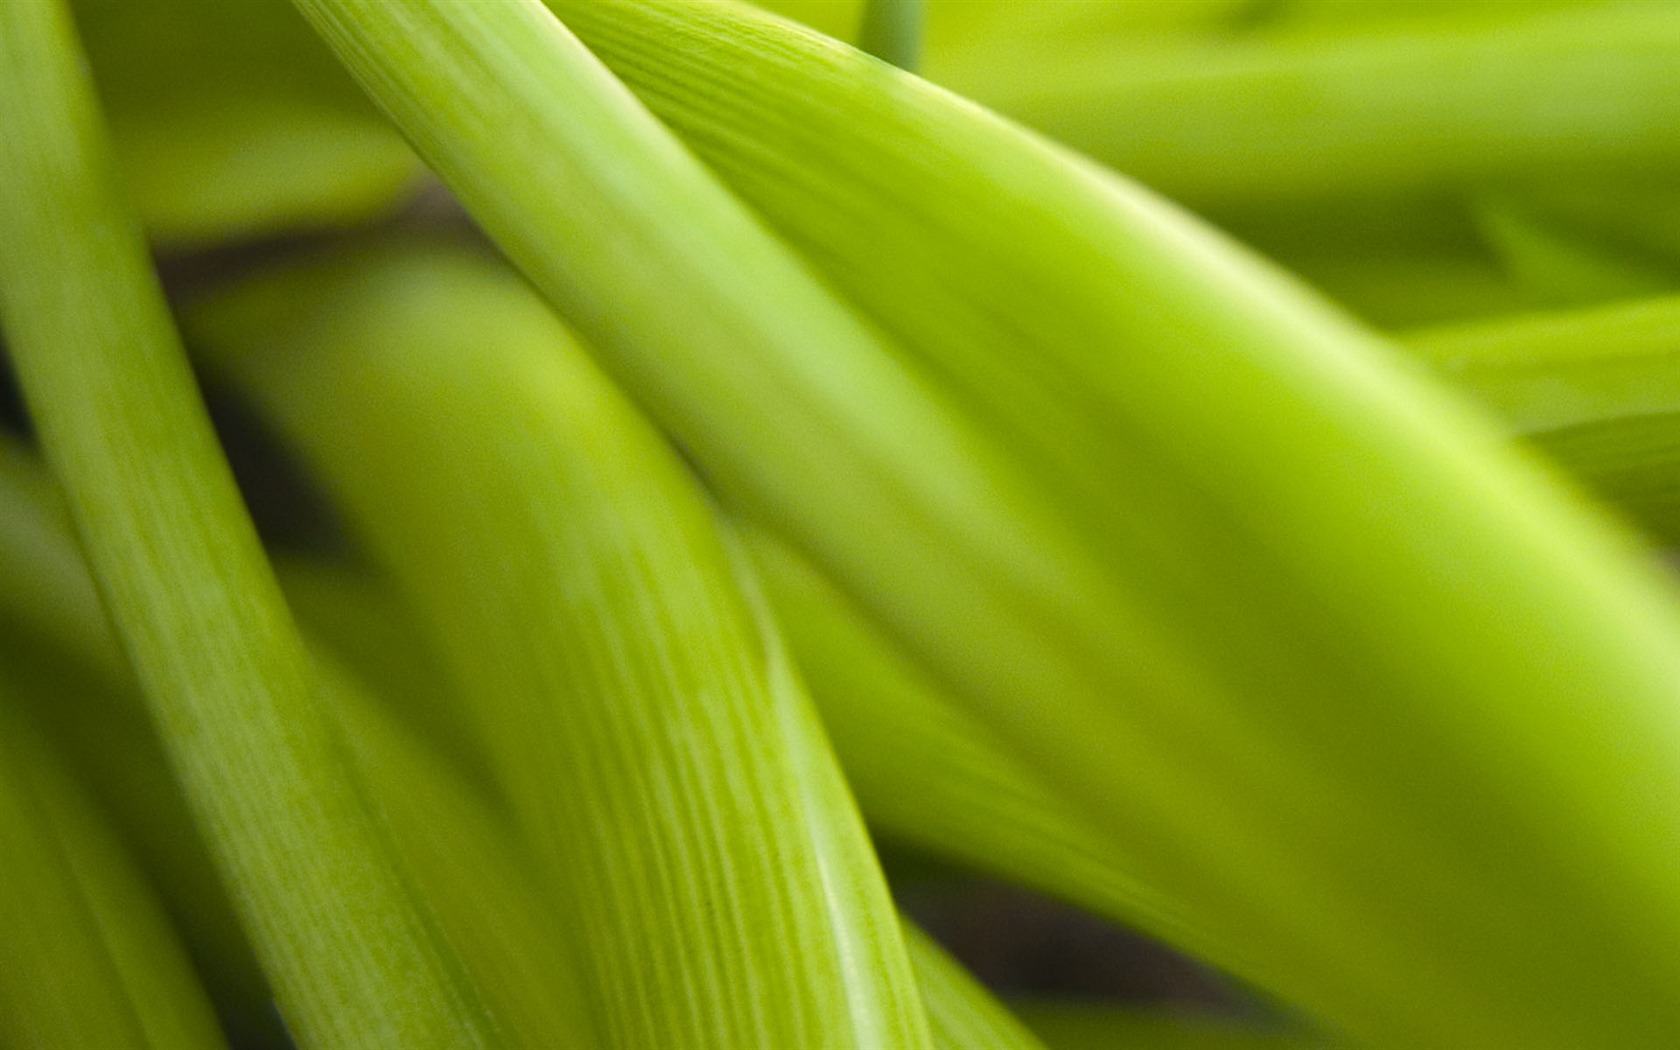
left=857, top=0, right=923, bottom=69
left=0, top=691, right=224, bottom=1050
left=0, top=439, right=588, bottom=1049
left=905, top=923, right=1046, bottom=1050
left=277, top=557, right=490, bottom=779
left=1501, top=180, right=1680, bottom=269
left=0, top=442, right=282, bottom=1042
left=744, top=526, right=1195, bottom=946
left=311, top=0, right=1680, bottom=1043
left=192, top=243, right=932, bottom=1050
left=0, top=5, right=493, bottom=1046
left=1410, top=294, right=1680, bottom=436
left=71, top=0, right=422, bottom=246
left=1409, top=295, right=1680, bottom=541
left=928, top=5, right=1680, bottom=210
left=1471, top=196, right=1680, bottom=308
left=311, top=654, right=597, bottom=1049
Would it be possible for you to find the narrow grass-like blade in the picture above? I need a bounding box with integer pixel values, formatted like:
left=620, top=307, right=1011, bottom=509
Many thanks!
left=856, top=0, right=922, bottom=69
left=0, top=438, right=587, bottom=1048
left=192, top=243, right=932, bottom=1049
left=1502, top=180, right=1680, bottom=268
left=926, top=4, right=1680, bottom=210
left=312, top=655, right=596, bottom=1049
left=743, top=526, right=1195, bottom=945
left=305, top=0, right=1680, bottom=1042
left=1409, top=296, right=1680, bottom=540
left=1207, top=196, right=1537, bottom=328
left=0, top=419, right=1252, bottom=1050
left=0, top=441, right=279, bottom=1042
left=276, top=557, right=491, bottom=779
left=284, top=548, right=1108, bottom=1050
left=0, top=690, right=224, bottom=1050
left=69, top=0, right=421, bottom=246
left=1471, top=197, right=1680, bottom=308
left=0, top=440, right=129, bottom=679
left=1409, top=296, right=1680, bottom=437
left=0, top=4, right=492, bottom=1046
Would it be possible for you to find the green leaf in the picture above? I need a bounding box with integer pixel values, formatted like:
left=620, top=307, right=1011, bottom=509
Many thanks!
left=3, top=435, right=1059, bottom=1049
left=1501, top=180, right=1680, bottom=267
left=857, top=0, right=923, bottom=69
left=0, top=440, right=129, bottom=679
left=301, top=557, right=1034, bottom=1050
left=4, top=411, right=1208, bottom=1049
left=311, top=653, right=597, bottom=1049
left=1409, top=295, right=1680, bottom=541
left=743, top=526, right=1197, bottom=947
left=0, top=4, right=493, bottom=1046
left=5, top=420, right=1064, bottom=1048
left=0, top=437, right=590, bottom=1048
left=305, top=0, right=1680, bottom=1042
left=751, top=0, right=863, bottom=41
left=0, top=445, right=274, bottom=1042
left=1472, top=196, right=1680, bottom=308
left=276, top=557, right=492, bottom=782
left=1205, top=195, right=1536, bottom=328
left=70, top=0, right=422, bottom=247
left=925, top=4, right=1680, bottom=210
left=0, top=688, right=224, bottom=1050
left=191, top=242, right=932, bottom=1049
left=1409, top=296, right=1680, bottom=436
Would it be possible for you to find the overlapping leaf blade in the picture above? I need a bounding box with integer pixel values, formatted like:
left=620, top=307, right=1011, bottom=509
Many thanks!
left=285, top=0, right=1680, bottom=1043
left=0, top=446, right=275, bottom=1042
left=0, top=4, right=493, bottom=1046
left=70, top=0, right=421, bottom=246
left=927, top=3, right=1680, bottom=211
left=0, top=437, right=592, bottom=1048
left=743, top=526, right=1191, bottom=944
left=191, top=243, right=932, bottom=1049
left=0, top=692, right=224, bottom=1050
left=1409, top=296, right=1680, bottom=540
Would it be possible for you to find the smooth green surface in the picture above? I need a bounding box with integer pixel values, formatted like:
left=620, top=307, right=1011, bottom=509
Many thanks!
left=0, top=692, right=225, bottom=1050
left=413, top=2, right=1680, bottom=1044
left=301, top=587, right=1053, bottom=1050
left=745, top=527, right=1190, bottom=942
left=1209, top=195, right=1537, bottom=328
left=1504, top=180, right=1680, bottom=267
left=0, top=440, right=129, bottom=679
left=318, top=585, right=1037, bottom=1050
left=1410, top=295, right=1680, bottom=435
left=857, top=0, right=922, bottom=69
left=13, top=0, right=1680, bottom=1046
left=2, top=429, right=1054, bottom=1049
left=0, top=439, right=589, bottom=1049
left=277, top=557, right=490, bottom=781
left=0, top=446, right=274, bottom=1043
left=928, top=5, right=1680, bottom=209
left=1, top=433, right=1055, bottom=1050
left=194, top=243, right=931, bottom=1050
left=71, top=0, right=421, bottom=246
left=0, top=4, right=491, bottom=1047
left=1472, top=196, right=1680, bottom=308
left=1409, top=296, right=1680, bottom=540
left=312, top=655, right=596, bottom=1049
